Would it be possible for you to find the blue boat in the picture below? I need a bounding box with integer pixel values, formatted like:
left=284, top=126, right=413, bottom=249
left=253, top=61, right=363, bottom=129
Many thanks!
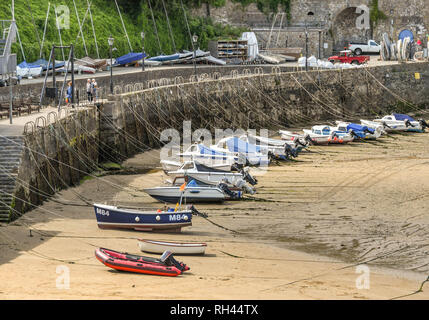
left=147, top=53, right=181, bottom=62
left=115, top=52, right=147, bottom=66
left=93, top=203, right=192, bottom=232
left=224, top=137, right=270, bottom=166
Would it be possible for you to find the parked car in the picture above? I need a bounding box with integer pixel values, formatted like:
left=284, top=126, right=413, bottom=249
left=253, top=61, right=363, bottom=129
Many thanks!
left=328, top=50, right=370, bottom=65
left=349, top=40, right=381, bottom=55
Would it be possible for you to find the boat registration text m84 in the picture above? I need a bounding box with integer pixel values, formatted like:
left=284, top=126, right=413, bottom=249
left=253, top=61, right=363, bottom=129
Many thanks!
left=169, top=214, right=189, bottom=222
left=96, top=208, right=110, bottom=216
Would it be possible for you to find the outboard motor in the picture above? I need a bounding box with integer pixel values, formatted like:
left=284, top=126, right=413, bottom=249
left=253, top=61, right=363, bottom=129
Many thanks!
left=405, top=119, right=416, bottom=128
left=231, top=162, right=244, bottom=172
left=304, top=133, right=314, bottom=145
left=294, top=137, right=309, bottom=148
left=285, top=144, right=298, bottom=159
left=382, top=121, right=392, bottom=129
left=235, top=179, right=256, bottom=195
left=241, top=167, right=258, bottom=186
left=218, top=182, right=240, bottom=199
left=349, top=130, right=360, bottom=139
left=160, top=251, right=188, bottom=272
left=419, top=119, right=429, bottom=130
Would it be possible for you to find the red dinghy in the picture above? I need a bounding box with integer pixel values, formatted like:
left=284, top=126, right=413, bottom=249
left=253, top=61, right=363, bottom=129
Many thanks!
left=95, top=248, right=189, bottom=277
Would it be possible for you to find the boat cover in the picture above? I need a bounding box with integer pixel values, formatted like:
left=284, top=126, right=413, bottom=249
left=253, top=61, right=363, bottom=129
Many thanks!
left=226, top=137, right=261, bottom=154
left=347, top=123, right=375, bottom=134
left=147, top=53, right=180, bottom=62
left=115, top=52, right=146, bottom=65
left=28, top=59, right=65, bottom=70
left=393, top=113, right=415, bottom=122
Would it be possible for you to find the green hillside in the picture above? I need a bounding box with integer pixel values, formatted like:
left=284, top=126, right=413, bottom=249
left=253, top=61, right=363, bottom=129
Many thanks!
left=0, top=0, right=254, bottom=63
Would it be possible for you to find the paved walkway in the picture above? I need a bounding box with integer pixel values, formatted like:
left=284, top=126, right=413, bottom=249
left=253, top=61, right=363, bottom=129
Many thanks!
left=0, top=104, right=96, bottom=136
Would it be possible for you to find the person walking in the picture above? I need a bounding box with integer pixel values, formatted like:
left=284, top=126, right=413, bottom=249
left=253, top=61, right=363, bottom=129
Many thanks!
left=66, top=81, right=73, bottom=107
left=91, top=79, right=98, bottom=103
left=86, top=79, right=92, bottom=103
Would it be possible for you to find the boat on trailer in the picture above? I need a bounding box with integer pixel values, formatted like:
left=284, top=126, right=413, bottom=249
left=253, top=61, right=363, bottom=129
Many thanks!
left=95, top=248, right=189, bottom=276
left=93, top=203, right=192, bottom=232
left=138, top=239, right=207, bottom=255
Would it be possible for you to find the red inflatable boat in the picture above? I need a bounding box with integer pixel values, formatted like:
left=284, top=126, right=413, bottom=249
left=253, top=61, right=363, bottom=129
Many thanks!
left=95, top=248, right=189, bottom=277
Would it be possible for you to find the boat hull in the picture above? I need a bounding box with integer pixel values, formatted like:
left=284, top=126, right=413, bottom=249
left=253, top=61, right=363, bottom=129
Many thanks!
left=138, top=239, right=207, bottom=255
left=93, top=204, right=192, bottom=232
left=144, top=187, right=226, bottom=204
left=95, top=248, right=184, bottom=276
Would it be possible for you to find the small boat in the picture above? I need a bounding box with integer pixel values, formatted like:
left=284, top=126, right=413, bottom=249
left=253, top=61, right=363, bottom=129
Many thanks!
left=372, top=114, right=428, bottom=132
left=16, top=61, right=43, bottom=78
left=161, top=159, right=234, bottom=173
left=167, top=160, right=257, bottom=186
left=144, top=179, right=239, bottom=204
left=303, top=126, right=354, bottom=144
left=95, top=247, right=188, bottom=276
left=335, top=121, right=383, bottom=140
left=211, top=137, right=270, bottom=167
left=178, top=143, right=242, bottom=168
left=93, top=203, right=192, bottom=232
left=138, top=239, right=207, bottom=255
left=360, top=120, right=388, bottom=134
left=115, top=52, right=146, bottom=66
left=239, top=134, right=307, bottom=160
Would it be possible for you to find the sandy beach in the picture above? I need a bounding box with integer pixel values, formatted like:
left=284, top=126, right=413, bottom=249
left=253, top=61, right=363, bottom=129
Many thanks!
left=0, top=131, right=428, bottom=300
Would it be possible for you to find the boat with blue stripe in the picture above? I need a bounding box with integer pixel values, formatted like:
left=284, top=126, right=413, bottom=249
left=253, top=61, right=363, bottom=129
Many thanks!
left=93, top=203, right=192, bottom=232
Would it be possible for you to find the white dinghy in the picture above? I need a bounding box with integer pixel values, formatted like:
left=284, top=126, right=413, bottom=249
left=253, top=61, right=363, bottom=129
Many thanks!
left=138, top=239, right=207, bottom=255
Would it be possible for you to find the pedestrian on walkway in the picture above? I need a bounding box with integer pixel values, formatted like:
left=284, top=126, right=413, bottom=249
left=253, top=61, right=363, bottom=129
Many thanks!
left=66, top=81, right=73, bottom=107
left=86, top=79, right=92, bottom=103
left=91, top=79, right=98, bottom=103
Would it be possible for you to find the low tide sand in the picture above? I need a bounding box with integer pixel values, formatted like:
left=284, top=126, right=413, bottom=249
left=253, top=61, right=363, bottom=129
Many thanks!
left=0, top=131, right=428, bottom=300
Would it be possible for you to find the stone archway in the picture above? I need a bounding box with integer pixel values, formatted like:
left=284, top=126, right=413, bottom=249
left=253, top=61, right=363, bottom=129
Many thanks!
left=332, top=7, right=372, bottom=52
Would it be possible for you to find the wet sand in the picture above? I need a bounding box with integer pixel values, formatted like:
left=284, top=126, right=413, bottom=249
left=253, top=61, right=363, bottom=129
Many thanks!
left=0, top=131, right=428, bottom=299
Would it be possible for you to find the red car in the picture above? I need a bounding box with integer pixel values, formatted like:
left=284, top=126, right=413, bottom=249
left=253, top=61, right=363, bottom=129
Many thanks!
left=328, top=50, right=370, bottom=65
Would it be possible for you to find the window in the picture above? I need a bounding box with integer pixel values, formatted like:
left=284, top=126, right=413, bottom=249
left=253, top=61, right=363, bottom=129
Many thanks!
left=370, top=41, right=378, bottom=46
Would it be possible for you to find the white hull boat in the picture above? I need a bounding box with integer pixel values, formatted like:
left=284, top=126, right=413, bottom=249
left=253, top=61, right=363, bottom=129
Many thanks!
left=161, top=159, right=233, bottom=173
left=138, top=239, right=207, bottom=255
left=303, top=126, right=355, bottom=144
left=167, top=161, right=249, bottom=186
left=335, top=121, right=383, bottom=140
left=372, top=114, right=428, bottom=132
left=144, top=185, right=228, bottom=203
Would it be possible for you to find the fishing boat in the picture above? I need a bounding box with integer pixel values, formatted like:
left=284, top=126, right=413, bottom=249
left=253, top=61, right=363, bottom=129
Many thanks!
left=95, top=248, right=188, bottom=276
left=335, top=121, right=383, bottom=140
left=371, top=114, right=428, bottom=132
left=93, top=203, right=192, bottom=232
left=138, top=239, right=207, bottom=255
left=166, top=160, right=257, bottom=187
left=144, top=179, right=242, bottom=204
